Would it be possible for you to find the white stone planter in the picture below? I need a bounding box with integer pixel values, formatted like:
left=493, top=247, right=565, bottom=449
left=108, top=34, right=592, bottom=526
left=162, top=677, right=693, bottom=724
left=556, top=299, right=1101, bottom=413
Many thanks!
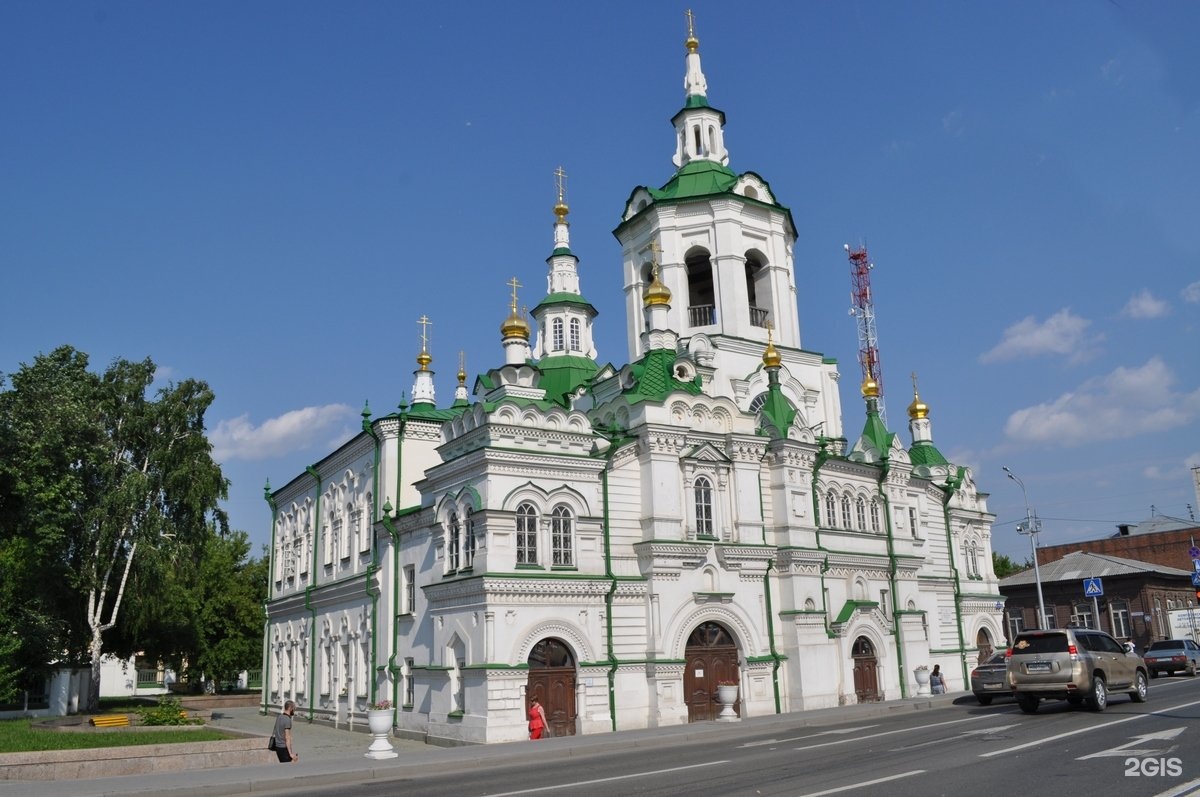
left=365, top=709, right=397, bottom=759
left=914, top=668, right=931, bottom=696
left=716, top=684, right=740, bottom=722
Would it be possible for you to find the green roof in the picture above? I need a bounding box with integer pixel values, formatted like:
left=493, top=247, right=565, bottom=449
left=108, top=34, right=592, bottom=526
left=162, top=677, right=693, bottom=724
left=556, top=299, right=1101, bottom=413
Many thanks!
left=684, top=95, right=710, bottom=109
left=622, top=349, right=702, bottom=404
left=758, top=380, right=797, bottom=440
left=532, top=292, right=598, bottom=315
left=858, top=402, right=894, bottom=454
left=649, top=160, right=739, bottom=202
left=536, top=355, right=599, bottom=408
left=834, top=600, right=879, bottom=624
left=909, top=440, right=949, bottom=466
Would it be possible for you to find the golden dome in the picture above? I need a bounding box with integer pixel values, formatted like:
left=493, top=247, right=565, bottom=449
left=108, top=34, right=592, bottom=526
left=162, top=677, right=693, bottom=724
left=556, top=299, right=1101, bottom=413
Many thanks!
left=908, top=391, right=929, bottom=420
left=643, top=271, right=672, bottom=307
left=554, top=200, right=569, bottom=224
left=861, top=377, right=880, bottom=398
left=500, top=310, right=530, bottom=340
left=416, top=350, right=432, bottom=370
left=762, top=341, right=781, bottom=369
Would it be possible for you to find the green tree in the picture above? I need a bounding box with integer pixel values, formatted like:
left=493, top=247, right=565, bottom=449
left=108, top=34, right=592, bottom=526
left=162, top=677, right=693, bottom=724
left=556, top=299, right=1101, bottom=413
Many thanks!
left=0, top=346, right=227, bottom=711
left=992, top=551, right=1029, bottom=579
left=191, top=533, right=268, bottom=690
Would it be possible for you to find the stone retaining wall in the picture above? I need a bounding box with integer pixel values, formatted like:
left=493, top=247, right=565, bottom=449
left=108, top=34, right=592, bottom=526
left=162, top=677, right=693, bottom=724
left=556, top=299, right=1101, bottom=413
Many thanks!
left=0, top=737, right=273, bottom=780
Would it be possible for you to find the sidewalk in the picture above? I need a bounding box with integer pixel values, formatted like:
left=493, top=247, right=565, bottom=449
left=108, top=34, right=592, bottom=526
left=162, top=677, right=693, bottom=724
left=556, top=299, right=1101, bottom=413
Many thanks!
left=3, top=692, right=966, bottom=797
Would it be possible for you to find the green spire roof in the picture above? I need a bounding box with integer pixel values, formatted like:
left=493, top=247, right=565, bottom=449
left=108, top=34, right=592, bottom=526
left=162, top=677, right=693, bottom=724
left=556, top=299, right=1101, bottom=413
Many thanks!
left=536, top=355, right=599, bottom=408
left=909, top=440, right=949, bottom=466
left=858, top=398, right=895, bottom=456
left=532, top=292, right=598, bottom=315
left=649, top=160, right=738, bottom=201
left=622, top=349, right=701, bottom=404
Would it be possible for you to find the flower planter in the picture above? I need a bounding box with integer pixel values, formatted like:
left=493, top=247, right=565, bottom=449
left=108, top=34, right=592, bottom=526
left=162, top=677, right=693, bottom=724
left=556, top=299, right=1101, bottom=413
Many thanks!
left=914, top=667, right=931, bottom=697
left=364, top=709, right=397, bottom=759
left=715, top=684, right=740, bottom=722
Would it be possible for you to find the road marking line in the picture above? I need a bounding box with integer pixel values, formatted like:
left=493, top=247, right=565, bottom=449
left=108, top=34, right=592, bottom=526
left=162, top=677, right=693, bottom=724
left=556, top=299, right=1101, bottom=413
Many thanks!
left=739, top=725, right=879, bottom=748
left=796, top=769, right=926, bottom=797
left=793, top=715, right=985, bottom=752
left=1077, top=726, right=1186, bottom=760
left=891, top=724, right=1018, bottom=751
left=980, top=697, right=1200, bottom=758
left=480, top=760, right=731, bottom=796
left=1153, top=776, right=1200, bottom=797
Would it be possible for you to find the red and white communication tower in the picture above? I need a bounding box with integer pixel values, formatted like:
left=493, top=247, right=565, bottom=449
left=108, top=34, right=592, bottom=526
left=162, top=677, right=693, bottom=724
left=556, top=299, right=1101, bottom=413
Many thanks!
left=844, top=244, right=886, bottom=425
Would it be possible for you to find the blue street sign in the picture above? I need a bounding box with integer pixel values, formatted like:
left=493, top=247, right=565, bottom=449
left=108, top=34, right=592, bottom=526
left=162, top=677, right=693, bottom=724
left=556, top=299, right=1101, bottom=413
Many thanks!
left=1191, top=573, right=1200, bottom=588
left=1190, top=546, right=1200, bottom=560
left=1083, top=577, right=1104, bottom=597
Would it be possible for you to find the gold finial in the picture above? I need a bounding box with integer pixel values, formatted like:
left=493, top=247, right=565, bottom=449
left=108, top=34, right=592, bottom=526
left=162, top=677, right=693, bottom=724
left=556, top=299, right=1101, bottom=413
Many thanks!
left=643, top=239, right=672, bottom=307
left=554, top=166, right=569, bottom=223
left=685, top=9, right=699, bottom=53
left=458, top=351, right=467, bottom=385
left=861, top=375, right=880, bottom=399
left=763, top=321, right=782, bottom=368
left=500, top=277, right=531, bottom=339
left=416, top=315, right=432, bottom=370
left=907, top=371, right=929, bottom=419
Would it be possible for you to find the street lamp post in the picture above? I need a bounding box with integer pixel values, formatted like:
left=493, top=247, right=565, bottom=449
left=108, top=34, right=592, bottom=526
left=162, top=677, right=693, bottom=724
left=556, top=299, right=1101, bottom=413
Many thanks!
left=1003, top=466, right=1047, bottom=631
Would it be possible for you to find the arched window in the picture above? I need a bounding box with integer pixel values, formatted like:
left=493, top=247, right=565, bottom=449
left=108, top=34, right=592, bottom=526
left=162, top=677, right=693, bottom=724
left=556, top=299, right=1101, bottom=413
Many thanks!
left=870, top=501, right=881, bottom=533
left=686, top=250, right=716, bottom=327
left=516, top=503, right=538, bottom=565
left=856, top=497, right=867, bottom=531
left=967, top=541, right=980, bottom=578
left=825, top=492, right=837, bottom=528
left=841, top=496, right=852, bottom=530
left=552, top=319, right=564, bottom=351
left=447, top=512, right=460, bottom=572
left=695, top=476, right=714, bottom=537
left=464, top=511, right=476, bottom=568
left=551, top=506, right=573, bottom=566
left=569, top=318, right=581, bottom=351
left=744, top=253, right=770, bottom=328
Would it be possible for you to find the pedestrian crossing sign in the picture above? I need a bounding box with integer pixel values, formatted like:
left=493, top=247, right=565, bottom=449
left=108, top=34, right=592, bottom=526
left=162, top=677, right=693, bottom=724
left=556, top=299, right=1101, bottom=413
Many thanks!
left=1083, top=577, right=1103, bottom=597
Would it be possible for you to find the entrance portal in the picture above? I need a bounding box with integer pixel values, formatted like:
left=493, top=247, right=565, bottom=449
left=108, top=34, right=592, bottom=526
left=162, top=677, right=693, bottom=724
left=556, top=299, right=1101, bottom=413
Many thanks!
left=526, top=638, right=577, bottom=737
left=851, top=636, right=880, bottom=703
left=684, top=621, right=739, bottom=722
left=976, top=628, right=994, bottom=663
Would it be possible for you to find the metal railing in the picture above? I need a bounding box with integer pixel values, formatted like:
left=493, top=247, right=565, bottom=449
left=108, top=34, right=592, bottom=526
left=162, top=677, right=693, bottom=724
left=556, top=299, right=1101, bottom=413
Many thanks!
left=136, top=669, right=163, bottom=689
left=749, top=306, right=769, bottom=328
left=688, top=305, right=716, bottom=327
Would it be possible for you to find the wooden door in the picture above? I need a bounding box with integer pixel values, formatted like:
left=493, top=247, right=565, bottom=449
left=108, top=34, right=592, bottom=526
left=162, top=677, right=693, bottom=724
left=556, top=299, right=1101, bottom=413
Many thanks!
left=684, top=622, right=740, bottom=722
left=527, top=639, right=576, bottom=737
left=852, top=636, right=880, bottom=703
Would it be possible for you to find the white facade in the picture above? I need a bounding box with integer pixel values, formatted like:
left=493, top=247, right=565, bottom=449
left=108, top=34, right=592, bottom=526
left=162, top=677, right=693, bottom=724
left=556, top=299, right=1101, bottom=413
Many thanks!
left=263, top=22, right=1004, bottom=744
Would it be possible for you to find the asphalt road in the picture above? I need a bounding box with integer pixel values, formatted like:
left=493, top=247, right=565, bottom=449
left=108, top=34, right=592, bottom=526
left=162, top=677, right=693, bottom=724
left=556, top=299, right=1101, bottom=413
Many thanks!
left=282, top=676, right=1200, bottom=797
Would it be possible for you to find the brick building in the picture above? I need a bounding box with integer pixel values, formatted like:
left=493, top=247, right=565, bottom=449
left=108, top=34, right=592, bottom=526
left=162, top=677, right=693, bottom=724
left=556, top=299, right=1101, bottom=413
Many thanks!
left=1036, top=516, right=1200, bottom=573
left=999, top=550, right=1194, bottom=651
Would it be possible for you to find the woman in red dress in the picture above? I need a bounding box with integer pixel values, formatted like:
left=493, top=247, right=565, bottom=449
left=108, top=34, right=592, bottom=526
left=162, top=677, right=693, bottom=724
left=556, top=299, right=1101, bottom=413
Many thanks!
left=528, top=698, right=548, bottom=740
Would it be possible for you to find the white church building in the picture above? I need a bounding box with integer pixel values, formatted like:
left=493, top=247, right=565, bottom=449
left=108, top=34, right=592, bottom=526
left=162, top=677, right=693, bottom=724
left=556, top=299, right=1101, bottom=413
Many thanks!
left=263, top=19, right=1004, bottom=744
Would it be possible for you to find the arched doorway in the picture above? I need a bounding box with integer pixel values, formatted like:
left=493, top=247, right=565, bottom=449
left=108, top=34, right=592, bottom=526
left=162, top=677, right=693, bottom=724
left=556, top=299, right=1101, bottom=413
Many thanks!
left=976, top=628, right=994, bottom=663
left=684, top=621, right=740, bottom=721
left=851, top=636, right=880, bottom=703
left=526, top=638, right=576, bottom=737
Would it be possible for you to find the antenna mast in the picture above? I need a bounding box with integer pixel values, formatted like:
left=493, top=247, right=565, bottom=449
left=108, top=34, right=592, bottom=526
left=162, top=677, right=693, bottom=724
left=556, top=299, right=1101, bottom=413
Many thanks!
left=845, top=244, right=886, bottom=425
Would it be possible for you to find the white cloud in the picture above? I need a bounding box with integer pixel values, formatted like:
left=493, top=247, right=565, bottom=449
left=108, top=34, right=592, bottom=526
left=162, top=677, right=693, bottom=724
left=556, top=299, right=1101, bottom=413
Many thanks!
left=1183, top=281, right=1200, bottom=304
left=1121, top=289, right=1169, bottom=319
left=942, top=109, right=964, bottom=137
left=980, top=308, right=1102, bottom=364
left=211, top=404, right=356, bottom=462
left=1004, top=357, right=1200, bottom=446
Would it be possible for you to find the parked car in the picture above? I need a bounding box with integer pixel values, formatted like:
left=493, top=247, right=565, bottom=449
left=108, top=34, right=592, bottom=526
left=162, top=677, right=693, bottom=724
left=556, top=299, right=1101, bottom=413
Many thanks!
left=1006, top=626, right=1148, bottom=713
left=971, top=651, right=1011, bottom=705
left=1143, top=639, right=1200, bottom=678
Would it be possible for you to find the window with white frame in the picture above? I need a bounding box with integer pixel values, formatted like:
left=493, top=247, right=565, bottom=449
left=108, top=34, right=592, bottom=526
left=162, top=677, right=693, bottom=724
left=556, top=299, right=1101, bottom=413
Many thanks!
left=855, top=497, right=867, bottom=531
left=404, top=657, right=415, bottom=706
left=824, top=492, right=836, bottom=528
left=695, top=477, right=714, bottom=538
left=447, top=512, right=461, bottom=572
left=841, top=495, right=851, bottom=529
left=870, top=500, right=881, bottom=533
left=1155, top=598, right=1166, bottom=636
left=1072, top=603, right=1094, bottom=629
left=403, top=565, right=415, bottom=614
left=1008, top=610, right=1025, bottom=639
left=908, top=507, right=918, bottom=537
left=354, top=507, right=369, bottom=554
left=551, top=505, right=573, bottom=566
left=569, top=318, right=581, bottom=351
left=464, top=511, right=476, bottom=568
left=516, top=502, right=538, bottom=565
left=1042, top=604, right=1057, bottom=629
left=1111, top=600, right=1130, bottom=639
left=323, top=512, right=334, bottom=566
left=552, top=318, right=564, bottom=351
left=338, top=508, right=349, bottom=560
left=966, top=541, right=980, bottom=578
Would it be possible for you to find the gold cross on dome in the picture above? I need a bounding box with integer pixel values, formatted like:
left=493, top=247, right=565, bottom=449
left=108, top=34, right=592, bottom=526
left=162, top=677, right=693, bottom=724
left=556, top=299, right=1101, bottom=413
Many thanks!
left=911, top=371, right=919, bottom=394
left=766, top=320, right=775, bottom=344
left=507, top=276, right=522, bottom=313
left=555, top=166, right=567, bottom=204
left=686, top=9, right=695, bottom=39
left=417, top=315, right=432, bottom=352
left=648, top=239, right=664, bottom=280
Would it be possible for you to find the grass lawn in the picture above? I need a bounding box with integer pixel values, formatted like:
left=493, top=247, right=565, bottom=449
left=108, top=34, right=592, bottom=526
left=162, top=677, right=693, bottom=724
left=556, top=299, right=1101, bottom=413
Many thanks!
left=0, top=718, right=235, bottom=754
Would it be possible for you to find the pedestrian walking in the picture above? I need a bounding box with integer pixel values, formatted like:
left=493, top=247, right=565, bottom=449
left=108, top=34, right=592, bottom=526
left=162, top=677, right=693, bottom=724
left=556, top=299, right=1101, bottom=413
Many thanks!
left=528, top=698, right=548, bottom=740
left=272, top=700, right=299, bottom=763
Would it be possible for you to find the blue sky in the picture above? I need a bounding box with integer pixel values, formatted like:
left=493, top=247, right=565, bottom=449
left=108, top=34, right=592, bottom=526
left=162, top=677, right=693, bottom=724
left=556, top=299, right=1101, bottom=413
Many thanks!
left=2, top=1, right=1198, bottom=564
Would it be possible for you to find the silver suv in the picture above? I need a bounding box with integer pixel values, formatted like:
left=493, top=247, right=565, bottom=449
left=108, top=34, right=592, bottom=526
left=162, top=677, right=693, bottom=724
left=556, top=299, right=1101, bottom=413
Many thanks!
left=1007, top=627, right=1148, bottom=713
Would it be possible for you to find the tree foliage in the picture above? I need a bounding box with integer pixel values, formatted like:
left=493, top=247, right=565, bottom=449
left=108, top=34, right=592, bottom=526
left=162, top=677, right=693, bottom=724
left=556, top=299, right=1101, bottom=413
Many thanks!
left=992, top=551, right=1029, bottom=579
left=0, top=346, right=229, bottom=710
